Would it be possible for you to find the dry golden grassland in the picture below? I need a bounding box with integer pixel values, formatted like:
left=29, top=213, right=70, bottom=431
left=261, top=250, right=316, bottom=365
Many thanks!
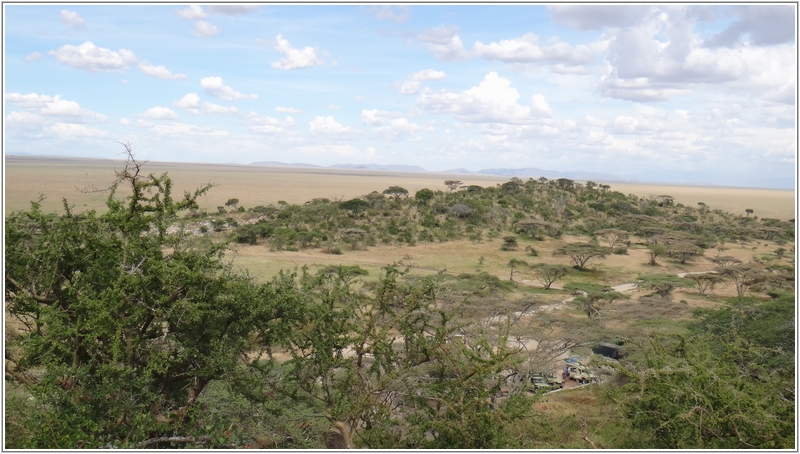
left=4, top=156, right=507, bottom=214
left=229, top=232, right=792, bottom=306
left=5, top=155, right=796, bottom=220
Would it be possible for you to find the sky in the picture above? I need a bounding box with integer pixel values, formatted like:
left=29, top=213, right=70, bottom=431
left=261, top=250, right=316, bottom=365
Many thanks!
left=3, top=4, right=797, bottom=189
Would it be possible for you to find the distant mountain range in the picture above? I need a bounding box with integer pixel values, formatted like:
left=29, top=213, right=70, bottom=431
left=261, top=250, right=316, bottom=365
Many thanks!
left=250, top=161, right=621, bottom=182
left=250, top=161, right=427, bottom=173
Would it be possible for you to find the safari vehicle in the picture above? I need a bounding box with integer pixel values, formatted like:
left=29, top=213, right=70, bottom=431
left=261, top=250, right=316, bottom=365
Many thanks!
left=564, top=363, right=595, bottom=384
left=529, top=372, right=563, bottom=393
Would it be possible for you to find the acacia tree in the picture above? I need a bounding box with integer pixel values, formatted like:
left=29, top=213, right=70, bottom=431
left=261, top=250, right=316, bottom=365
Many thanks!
left=553, top=243, right=610, bottom=270
left=635, top=274, right=695, bottom=300
left=339, top=198, right=370, bottom=217
left=564, top=282, right=628, bottom=318
left=225, top=198, right=239, bottom=210
left=707, top=255, right=742, bottom=268
left=515, top=219, right=552, bottom=240
left=647, top=244, right=668, bottom=266
left=501, top=236, right=518, bottom=251
left=614, top=333, right=794, bottom=448
left=688, top=273, right=725, bottom=296
left=444, top=180, right=462, bottom=193
left=318, top=264, right=369, bottom=284
left=718, top=263, right=769, bottom=298
left=382, top=186, right=409, bottom=200
left=530, top=264, right=570, bottom=290
left=594, top=228, right=629, bottom=249
left=507, top=258, right=527, bottom=281
left=4, top=148, right=284, bottom=448
left=272, top=265, right=529, bottom=449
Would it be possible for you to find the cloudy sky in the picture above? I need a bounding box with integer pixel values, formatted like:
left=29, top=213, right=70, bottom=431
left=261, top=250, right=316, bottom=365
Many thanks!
left=4, top=4, right=796, bottom=188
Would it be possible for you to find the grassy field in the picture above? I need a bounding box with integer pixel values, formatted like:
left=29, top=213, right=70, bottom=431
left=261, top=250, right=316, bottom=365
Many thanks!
left=5, top=155, right=796, bottom=220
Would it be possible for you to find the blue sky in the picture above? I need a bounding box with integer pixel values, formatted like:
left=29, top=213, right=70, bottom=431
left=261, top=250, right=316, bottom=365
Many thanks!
left=4, top=4, right=796, bottom=188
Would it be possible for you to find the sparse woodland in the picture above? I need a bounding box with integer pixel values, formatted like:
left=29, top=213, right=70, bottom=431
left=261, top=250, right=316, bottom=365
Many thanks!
left=4, top=151, right=795, bottom=449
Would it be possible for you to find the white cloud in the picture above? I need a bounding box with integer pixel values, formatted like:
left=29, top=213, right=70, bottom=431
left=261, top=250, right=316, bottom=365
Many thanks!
left=763, top=82, right=795, bottom=105
left=585, top=115, right=609, bottom=127
left=139, top=121, right=229, bottom=137
left=361, top=110, right=429, bottom=141
left=49, top=42, right=136, bottom=73
left=47, top=42, right=186, bottom=81
left=592, top=6, right=797, bottom=102
left=276, top=106, right=302, bottom=114
left=176, top=5, right=207, bottom=20
left=47, top=123, right=108, bottom=138
left=137, top=61, right=188, bottom=80
left=201, top=101, right=239, bottom=116
left=361, top=109, right=405, bottom=125
left=119, top=118, right=131, bottom=125
left=5, top=111, right=44, bottom=129
left=612, top=115, right=639, bottom=134
left=6, top=92, right=55, bottom=109
left=400, top=69, right=446, bottom=95
left=24, top=52, right=42, bottom=62
left=207, top=5, right=260, bottom=16
left=325, top=104, right=342, bottom=110
left=368, top=6, right=410, bottom=23
left=10, top=94, right=109, bottom=123
left=60, top=10, right=86, bottom=29
left=174, top=93, right=201, bottom=110
left=192, top=21, right=220, bottom=37
left=41, top=98, right=87, bottom=117
left=309, top=116, right=350, bottom=134
left=173, top=93, right=240, bottom=115
left=142, top=106, right=178, bottom=120
left=472, top=33, right=606, bottom=68
left=417, top=72, right=553, bottom=124
left=248, top=113, right=296, bottom=134
left=200, top=77, right=258, bottom=101
left=416, top=26, right=469, bottom=61
left=530, top=94, right=553, bottom=117
left=271, top=34, right=323, bottom=70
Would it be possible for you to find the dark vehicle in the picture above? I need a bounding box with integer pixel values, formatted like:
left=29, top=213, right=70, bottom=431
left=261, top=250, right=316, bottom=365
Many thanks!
left=593, top=342, right=626, bottom=359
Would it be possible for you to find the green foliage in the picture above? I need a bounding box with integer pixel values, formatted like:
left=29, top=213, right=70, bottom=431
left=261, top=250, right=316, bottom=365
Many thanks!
left=646, top=244, right=667, bottom=266
left=415, top=188, right=434, bottom=204
left=635, top=274, right=695, bottom=300
left=611, top=334, right=794, bottom=449
left=501, top=236, right=518, bottom=251
left=317, top=264, right=369, bottom=283
left=339, top=198, right=370, bottom=216
left=268, top=265, right=525, bottom=448
left=553, top=243, right=609, bottom=270
left=564, top=282, right=628, bottom=317
left=383, top=186, right=409, bottom=200
left=530, top=264, right=570, bottom=290
left=4, top=152, right=282, bottom=448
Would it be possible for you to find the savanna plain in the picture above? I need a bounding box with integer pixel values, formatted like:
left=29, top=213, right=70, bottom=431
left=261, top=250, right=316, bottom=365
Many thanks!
left=4, top=154, right=796, bottom=449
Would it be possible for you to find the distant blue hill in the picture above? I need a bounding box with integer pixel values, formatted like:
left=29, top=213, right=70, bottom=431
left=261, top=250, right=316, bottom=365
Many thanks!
left=251, top=161, right=622, bottom=181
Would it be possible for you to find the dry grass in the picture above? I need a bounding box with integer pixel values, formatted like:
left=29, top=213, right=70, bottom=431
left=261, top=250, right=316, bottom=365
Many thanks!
left=610, top=181, right=795, bottom=221
left=4, top=156, right=508, bottom=214
left=6, top=155, right=796, bottom=220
